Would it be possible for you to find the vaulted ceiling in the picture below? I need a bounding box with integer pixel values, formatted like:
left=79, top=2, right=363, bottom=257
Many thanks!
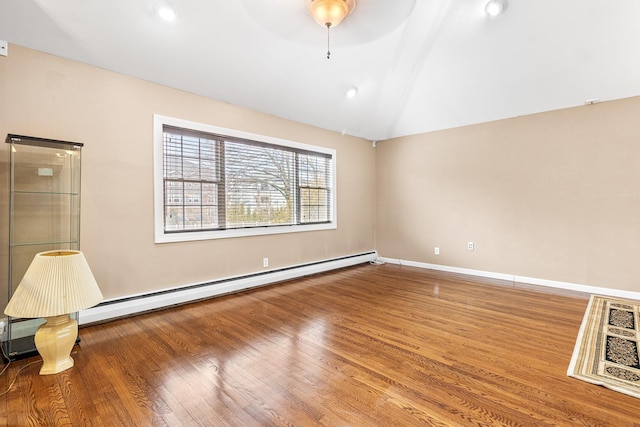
left=1, top=0, right=639, bottom=141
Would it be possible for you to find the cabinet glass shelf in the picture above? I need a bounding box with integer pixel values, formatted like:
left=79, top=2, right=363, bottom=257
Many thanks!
left=3, top=134, right=83, bottom=360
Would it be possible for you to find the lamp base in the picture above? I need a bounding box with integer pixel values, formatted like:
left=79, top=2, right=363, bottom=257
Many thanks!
left=34, top=314, right=78, bottom=375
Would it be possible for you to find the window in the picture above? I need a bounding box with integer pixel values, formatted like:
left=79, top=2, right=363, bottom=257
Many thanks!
left=154, top=115, right=336, bottom=242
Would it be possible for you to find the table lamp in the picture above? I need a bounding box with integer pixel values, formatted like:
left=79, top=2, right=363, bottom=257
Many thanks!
left=4, top=250, right=103, bottom=375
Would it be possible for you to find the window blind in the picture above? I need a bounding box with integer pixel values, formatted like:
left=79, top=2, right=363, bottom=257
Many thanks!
left=162, top=125, right=333, bottom=234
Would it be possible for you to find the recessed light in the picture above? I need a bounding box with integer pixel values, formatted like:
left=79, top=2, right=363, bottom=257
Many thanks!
left=485, top=0, right=508, bottom=17
left=346, top=87, right=358, bottom=99
left=155, top=3, right=176, bottom=21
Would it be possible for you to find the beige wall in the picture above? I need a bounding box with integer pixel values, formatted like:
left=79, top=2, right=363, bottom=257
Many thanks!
left=2, top=44, right=639, bottom=305
left=0, top=45, right=376, bottom=302
left=376, top=96, right=640, bottom=292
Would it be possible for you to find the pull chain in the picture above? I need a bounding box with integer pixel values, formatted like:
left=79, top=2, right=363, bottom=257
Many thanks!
left=326, top=23, right=332, bottom=59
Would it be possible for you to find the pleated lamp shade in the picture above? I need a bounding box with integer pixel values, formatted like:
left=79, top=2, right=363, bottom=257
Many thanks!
left=5, top=250, right=103, bottom=318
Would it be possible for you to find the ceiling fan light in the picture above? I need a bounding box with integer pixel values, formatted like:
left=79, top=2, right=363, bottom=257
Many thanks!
left=308, top=0, right=355, bottom=28
left=485, top=0, right=508, bottom=16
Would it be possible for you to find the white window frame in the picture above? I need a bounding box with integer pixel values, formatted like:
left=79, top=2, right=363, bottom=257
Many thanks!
left=153, top=114, right=337, bottom=243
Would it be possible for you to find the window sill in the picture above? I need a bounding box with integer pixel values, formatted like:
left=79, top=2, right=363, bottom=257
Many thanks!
left=154, top=221, right=337, bottom=243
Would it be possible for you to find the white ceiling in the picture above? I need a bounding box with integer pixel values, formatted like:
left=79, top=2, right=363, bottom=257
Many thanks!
left=1, top=0, right=639, bottom=141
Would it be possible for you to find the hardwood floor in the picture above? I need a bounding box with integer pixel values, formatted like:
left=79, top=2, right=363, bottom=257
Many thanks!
left=1, top=263, right=639, bottom=426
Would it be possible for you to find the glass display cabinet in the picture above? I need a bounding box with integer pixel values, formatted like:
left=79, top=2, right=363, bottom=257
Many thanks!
left=2, top=134, right=83, bottom=360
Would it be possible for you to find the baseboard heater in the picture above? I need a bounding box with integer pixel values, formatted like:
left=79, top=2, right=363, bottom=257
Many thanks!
left=80, top=251, right=377, bottom=326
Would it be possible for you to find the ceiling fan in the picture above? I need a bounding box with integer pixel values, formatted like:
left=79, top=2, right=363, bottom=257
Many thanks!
left=241, top=0, right=417, bottom=52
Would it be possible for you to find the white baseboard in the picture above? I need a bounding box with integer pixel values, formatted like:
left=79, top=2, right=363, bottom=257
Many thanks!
left=80, top=251, right=378, bottom=325
left=378, top=257, right=640, bottom=301
left=511, top=274, right=640, bottom=300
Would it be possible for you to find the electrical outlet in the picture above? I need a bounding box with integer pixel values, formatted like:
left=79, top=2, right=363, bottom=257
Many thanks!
left=263, top=257, right=269, bottom=268
left=468, top=242, right=474, bottom=251
left=434, top=247, right=440, bottom=255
